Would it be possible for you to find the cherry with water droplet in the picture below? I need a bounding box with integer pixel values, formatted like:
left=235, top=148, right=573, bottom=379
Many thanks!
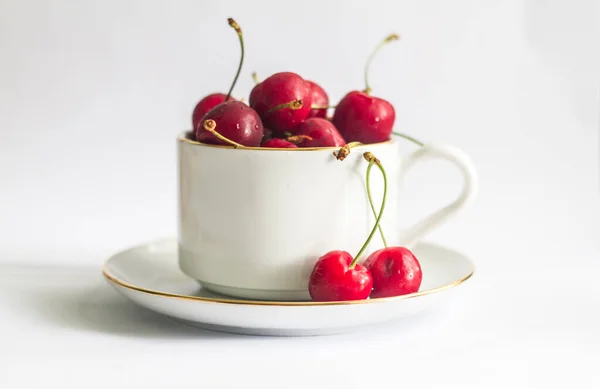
left=332, top=34, right=399, bottom=144
left=294, top=118, right=345, bottom=147
left=308, top=251, right=373, bottom=301
left=308, top=152, right=388, bottom=301
left=249, top=72, right=313, bottom=135
left=192, top=93, right=232, bottom=132
left=364, top=246, right=422, bottom=298
left=196, top=101, right=264, bottom=147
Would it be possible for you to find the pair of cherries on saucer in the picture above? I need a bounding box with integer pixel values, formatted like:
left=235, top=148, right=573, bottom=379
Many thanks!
left=308, top=151, right=423, bottom=302
left=189, top=18, right=423, bottom=302
left=190, top=18, right=397, bottom=151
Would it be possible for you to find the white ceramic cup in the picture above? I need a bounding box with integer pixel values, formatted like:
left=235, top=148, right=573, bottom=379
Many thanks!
left=177, top=132, right=478, bottom=301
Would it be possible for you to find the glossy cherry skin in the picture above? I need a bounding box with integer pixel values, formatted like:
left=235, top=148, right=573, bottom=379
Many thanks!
left=260, top=138, right=298, bottom=148
left=249, top=82, right=262, bottom=109
left=249, top=72, right=312, bottom=134
left=306, top=81, right=328, bottom=119
left=295, top=118, right=346, bottom=148
left=195, top=100, right=264, bottom=147
left=308, top=250, right=373, bottom=302
left=364, top=247, right=422, bottom=298
left=192, top=93, right=233, bottom=132
left=332, top=91, right=395, bottom=144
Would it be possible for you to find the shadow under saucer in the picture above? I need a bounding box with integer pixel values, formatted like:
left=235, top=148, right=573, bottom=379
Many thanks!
left=0, top=261, right=241, bottom=339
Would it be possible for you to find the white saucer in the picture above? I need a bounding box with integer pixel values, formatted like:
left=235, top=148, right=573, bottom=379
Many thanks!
left=103, top=238, right=475, bottom=336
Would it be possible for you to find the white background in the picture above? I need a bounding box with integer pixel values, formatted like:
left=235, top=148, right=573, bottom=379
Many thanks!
left=1, top=0, right=599, bottom=388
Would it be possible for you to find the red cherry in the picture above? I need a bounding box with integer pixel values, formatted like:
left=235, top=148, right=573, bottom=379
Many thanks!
left=196, top=101, right=264, bottom=147
left=308, top=251, right=373, bottom=302
left=332, top=34, right=399, bottom=144
left=332, top=91, right=395, bottom=144
left=260, top=138, right=298, bottom=148
left=192, top=93, right=231, bottom=131
left=364, top=247, right=423, bottom=298
left=249, top=72, right=313, bottom=134
left=249, top=80, right=262, bottom=108
left=295, top=118, right=346, bottom=147
left=306, top=81, right=328, bottom=119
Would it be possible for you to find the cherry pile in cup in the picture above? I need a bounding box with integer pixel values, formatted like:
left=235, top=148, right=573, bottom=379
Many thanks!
left=189, top=18, right=424, bottom=302
left=190, top=18, right=401, bottom=149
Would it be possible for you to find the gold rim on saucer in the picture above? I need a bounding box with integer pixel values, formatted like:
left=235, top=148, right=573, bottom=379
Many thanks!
left=102, top=261, right=474, bottom=307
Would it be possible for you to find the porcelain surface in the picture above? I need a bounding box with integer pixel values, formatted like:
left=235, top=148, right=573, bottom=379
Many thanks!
left=103, top=238, right=475, bottom=336
left=177, top=135, right=478, bottom=300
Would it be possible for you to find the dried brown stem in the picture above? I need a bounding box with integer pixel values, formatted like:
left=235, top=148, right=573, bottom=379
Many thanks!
left=363, top=152, right=381, bottom=165
left=267, top=99, right=304, bottom=114
left=333, top=141, right=363, bottom=161
left=286, top=135, right=313, bottom=145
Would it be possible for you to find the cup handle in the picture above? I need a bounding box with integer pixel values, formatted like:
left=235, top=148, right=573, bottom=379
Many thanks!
left=398, top=143, right=479, bottom=248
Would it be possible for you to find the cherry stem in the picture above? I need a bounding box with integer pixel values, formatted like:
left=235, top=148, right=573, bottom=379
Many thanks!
left=365, top=133, right=423, bottom=245
left=364, top=33, right=399, bottom=95
left=286, top=134, right=313, bottom=144
left=202, top=119, right=245, bottom=148
left=267, top=99, right=304, bottom=114
left=225, top=18, right=244, bottom=101
left=349, top=152, right=388, bottom=269
left=392, top=131, right=424, bottom=147
left=366, top=161, right=388, bottom=247
left=251, top=72, right=259, bottom=85
left=333, top=141, right=363, bottom=161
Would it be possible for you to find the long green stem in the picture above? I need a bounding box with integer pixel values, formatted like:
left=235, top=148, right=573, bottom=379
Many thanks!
left=392, top=131, right=424, bottom=147
left=364, top=34, right=399, bottom=95
left=349, top=153, right=388, bottom=269
left=365, top=133, right=422, bottom=244
left=366, top=162, right=388, bottom=247
left=225, top=18, right=244, bottom=101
